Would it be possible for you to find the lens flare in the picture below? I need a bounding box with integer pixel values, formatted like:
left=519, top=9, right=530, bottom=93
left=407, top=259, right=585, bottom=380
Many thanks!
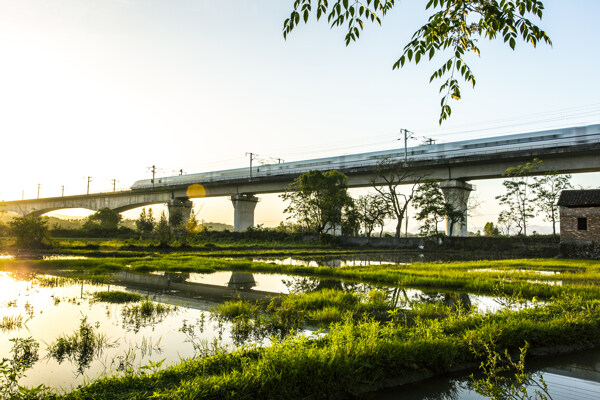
left=186, top=183, right=206, bottom=198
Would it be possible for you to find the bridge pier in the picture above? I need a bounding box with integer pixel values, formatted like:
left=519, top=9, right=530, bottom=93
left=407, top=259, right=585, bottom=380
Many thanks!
left=230, top=194, right=259, bottom=232
left=440, top=180, right=474, bottom=237
left=167, top=198, right=194, bottom=226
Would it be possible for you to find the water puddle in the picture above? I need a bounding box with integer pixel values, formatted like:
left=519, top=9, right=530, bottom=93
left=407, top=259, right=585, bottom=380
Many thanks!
left=470, top=268, right=561, bottom=275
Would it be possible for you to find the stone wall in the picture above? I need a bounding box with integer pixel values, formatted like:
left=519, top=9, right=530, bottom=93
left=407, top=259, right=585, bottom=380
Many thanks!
left=559, top=206, right=600, bottom=242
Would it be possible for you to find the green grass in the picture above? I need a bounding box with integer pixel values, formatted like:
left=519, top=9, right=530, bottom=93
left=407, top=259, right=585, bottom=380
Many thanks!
left=4, top=255, right=599, bottom=300
left=55, top=296, right=600, bottom=399
left=92, top=291, right=142, bottom=303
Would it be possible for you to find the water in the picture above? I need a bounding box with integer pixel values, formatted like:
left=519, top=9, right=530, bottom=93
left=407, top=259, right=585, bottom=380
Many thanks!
left=251, top=251, right=537, bottom=268
left=374, top=347, right=600, bottom=400
left=0, top=271, right=245, bottom=389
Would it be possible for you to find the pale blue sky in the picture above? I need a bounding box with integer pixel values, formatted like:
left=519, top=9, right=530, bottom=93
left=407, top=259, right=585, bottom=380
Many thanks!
left=0, top=0, right=599, bottom=232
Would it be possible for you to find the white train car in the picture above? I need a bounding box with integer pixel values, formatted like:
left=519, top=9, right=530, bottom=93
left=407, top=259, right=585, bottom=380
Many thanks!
left=130, top=124, right=600, bottom=190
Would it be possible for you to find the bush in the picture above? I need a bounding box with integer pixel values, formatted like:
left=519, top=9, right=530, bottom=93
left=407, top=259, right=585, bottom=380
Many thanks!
left=9, top=216, right=53, bottom=249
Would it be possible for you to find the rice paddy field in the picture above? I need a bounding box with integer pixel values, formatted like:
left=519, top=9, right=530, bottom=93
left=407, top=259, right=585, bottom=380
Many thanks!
left=1, top=250, right=600, bottom=399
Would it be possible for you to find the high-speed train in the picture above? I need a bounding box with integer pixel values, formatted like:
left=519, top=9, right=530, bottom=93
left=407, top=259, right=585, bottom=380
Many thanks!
left=130, top=124, right=600, bottom=190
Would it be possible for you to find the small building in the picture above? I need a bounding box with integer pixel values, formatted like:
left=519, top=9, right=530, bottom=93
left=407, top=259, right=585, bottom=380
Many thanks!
left=557, top=189, right=600, bottom=258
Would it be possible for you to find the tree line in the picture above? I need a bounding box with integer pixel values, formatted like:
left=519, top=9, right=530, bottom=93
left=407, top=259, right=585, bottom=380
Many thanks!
left=279, top=158, right=573, bottom=238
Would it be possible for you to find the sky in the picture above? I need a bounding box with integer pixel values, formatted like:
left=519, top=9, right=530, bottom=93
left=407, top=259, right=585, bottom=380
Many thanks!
left=0, top=0, right=599, bottom=233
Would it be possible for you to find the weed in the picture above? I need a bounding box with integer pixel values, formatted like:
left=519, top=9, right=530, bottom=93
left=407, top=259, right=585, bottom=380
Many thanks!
left=47, top=317, right=117, bottom=375
left=121, top=299, right=177, bottom=333
left=92, top=291, right=142, bottom=303
left=0, top=315, right=24, bottom=332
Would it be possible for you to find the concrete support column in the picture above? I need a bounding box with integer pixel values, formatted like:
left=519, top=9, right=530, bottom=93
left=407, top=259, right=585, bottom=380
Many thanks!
left=230, top=194, right=259, bottom=232
left=167, top=198, right=193, bottom=226
left=439, top=180, right=474, bottom=237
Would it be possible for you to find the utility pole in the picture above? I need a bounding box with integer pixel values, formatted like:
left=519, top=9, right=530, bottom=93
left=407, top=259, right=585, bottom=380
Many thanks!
left=245, top=152, right=257, bottom=180
left=21, top=190, right=24, bottom=201
left=111, top=179, right=118, bottom=192
left=37, top=184, right=41, bottom=199
left=399, top=128, right=414, bottom=164
left=149, top=165, right=157, bottom=188
left=61, top=185, right=64, bottom=196
left=179, top=169, right=184, bottom=176
left=275, top=158, right=284, bottom=164
left=423, top=137, right=436, bottom=145
left=87, top=176, right=93, bottom=195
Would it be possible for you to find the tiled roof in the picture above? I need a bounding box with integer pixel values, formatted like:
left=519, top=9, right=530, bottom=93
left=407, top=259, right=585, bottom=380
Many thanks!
left=557, top=189, right=600, bottom=207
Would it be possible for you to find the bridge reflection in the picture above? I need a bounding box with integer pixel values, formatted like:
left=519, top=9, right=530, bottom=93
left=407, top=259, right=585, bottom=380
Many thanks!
left=111, top=271, right=277, bottom=303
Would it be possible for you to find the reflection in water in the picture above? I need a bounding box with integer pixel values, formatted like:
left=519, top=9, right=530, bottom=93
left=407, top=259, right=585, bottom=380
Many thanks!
left=227, top=272, right=256, bottom=290
left=46, top=317, right=118, bottom=376
left=375, top=347, right=600, bottom=400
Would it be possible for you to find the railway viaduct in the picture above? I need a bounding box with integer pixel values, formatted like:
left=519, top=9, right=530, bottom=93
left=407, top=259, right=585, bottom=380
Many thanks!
left=3, top=127, right=600, bottom=236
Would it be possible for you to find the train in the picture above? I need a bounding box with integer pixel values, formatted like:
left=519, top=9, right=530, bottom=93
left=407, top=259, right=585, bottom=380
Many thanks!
left=130, top=124, right=600, bottom=190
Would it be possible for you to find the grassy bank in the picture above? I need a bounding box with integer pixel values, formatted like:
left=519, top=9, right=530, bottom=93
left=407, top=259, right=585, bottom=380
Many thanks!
left=54, top=296, right=600, bottom=399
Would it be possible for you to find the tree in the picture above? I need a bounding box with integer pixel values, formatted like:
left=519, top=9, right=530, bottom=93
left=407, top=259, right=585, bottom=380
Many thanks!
left=497, top=210, right=515, bottom=236
left=283, top=0, right=551, bottom=123
left=372, top=159, right=422, bottom=238
left=281, top=170, right=353, bottom=234
left=483, top=221, right=500, bottom=237
left=155, top=210, right=170, bottom=246
left=341, top=201, right=361, bottom=236
left=9, top=216, right=53, bottom=249
left=84, top=208, right=122, bottom=232
left=356, top=194, right=392, bottom=237
left=495, top=159, right=542, bottom=236
left=136, top=208, right=155, bottom=238
left=413, top=180, right=465, bottom=236
left=532, top=171, right=573, bottom=235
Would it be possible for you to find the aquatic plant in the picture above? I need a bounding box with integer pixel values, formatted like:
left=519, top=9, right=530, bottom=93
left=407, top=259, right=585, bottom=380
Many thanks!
left=121, top=299, right=178, bottom=333
left=47, top=317, right=117, bottom=375
left=0, top=315, right=24, bottom=332
left=92, top=290, right=142, bottom=304
left=472, top=341, right=553, bottom=400
left=0, top=337, right=50, bottom=399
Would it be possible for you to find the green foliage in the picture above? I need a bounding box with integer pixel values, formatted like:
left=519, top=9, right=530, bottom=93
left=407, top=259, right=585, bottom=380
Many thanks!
left=84, top=208, right=122, bottom=232
left=413, top=180, right=464, bottom=236
left=356, top=193, right=392, bottom=237
left=532, top=171, right=573, bottom=235
left=155, top=210, right=170, bottom=247
left=92, top=291, right=142, bottom=303
left=473, top=341, right=553, bottom=400
left=9, top=216, right=53, bottom=249
left=283, top=0, right=551, bottom=123
left=484, top=222, right=500, bottom=237
left=135, top=207, right=155, bottom=238
left=281, top=170, right=353, bottom=234
left=1, top=337, right=51, bottom=400
left=496, top=159, right=542, bottom=236
left=373, top=158, right=421, bottom=238
left=121, top=299, right=178, bottom=333
left=47, top=317, right=116, bottom=375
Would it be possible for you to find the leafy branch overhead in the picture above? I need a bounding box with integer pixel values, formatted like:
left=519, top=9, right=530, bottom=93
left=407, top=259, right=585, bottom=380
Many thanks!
left=283, top=0, right=551, bottom=124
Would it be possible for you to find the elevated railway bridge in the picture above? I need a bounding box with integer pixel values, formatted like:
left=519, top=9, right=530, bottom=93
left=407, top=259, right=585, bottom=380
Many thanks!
left=3, top=124, right=600, bottom=236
